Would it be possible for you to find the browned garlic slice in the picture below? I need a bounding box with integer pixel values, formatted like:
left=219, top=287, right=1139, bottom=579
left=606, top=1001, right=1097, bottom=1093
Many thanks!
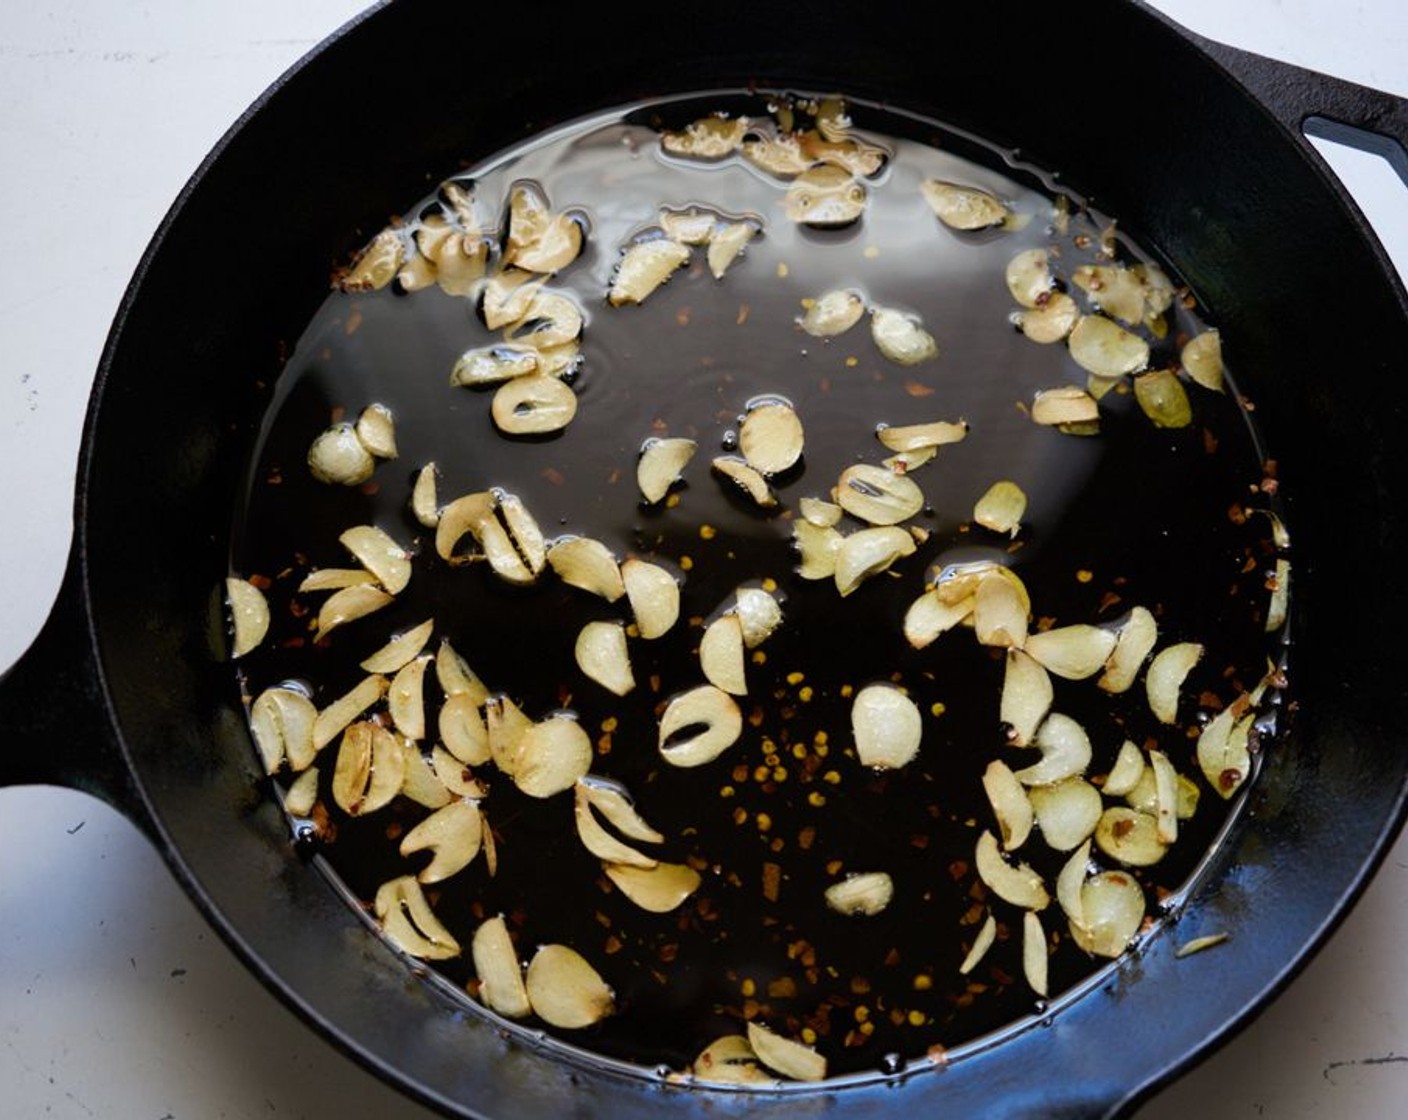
left=746, top=1022, right=827, bottom=1083
left=973, top=480, right=1027, bottom=537
left=699, top=614, right=747, bottom=696
left=226, top=577, right=269, bottom=658
left=658, top=685, right=743, bottom=768
left=1013, top=292, right=1080, bottom=344
left=903, top=588, right=974, bottom=650
left=1031, top=386, right=1099, bottom=428
left=834, top=526, right=916, bottom=596
left=621, top=558, right=681, bottom=639
left=983, top=759, right=1034, bottom=851
left=284, top=765, right=320, bottom=816
left=547, top=537, right=626, bottom=602
left=375, top=876, right=461, bottom=960
left=341, top=525, right=413, bottom=595
left=793, top=520, right=844, bottom=581
left=341, top=228, right=404, bottom=292
left=712, top=455, right=776, bottom=507
left=851, top=683, right=922, bottom=769
left=360, top=618, right=434, bottom=674
left=876, top=419, right=968, bottom=453
left=692, top=1036, right=770, bottom=1086
left=1134, top=368, right=1192, bottom=428
left=1029, top=778, right=1103, bottom=851
left=1068, top=315, right=1150, bottom=379
left=975, top=829, right=1049, bottom=910
left=824, top=871, right=894, bottom=916
left=1013, top=712, right=1092, bottom=786
left=1098, top=606, right=1158, bottom=694
left=1001, top=648, right=1052, bottom=747
left=739, top=401, right=804, bottom=476
left=514, top=714, right=593, bottom=798
left=388, top=655, right=430, bottom=740
left=436, top=637, right=489, bottom=704
left=471, top=915, right=531, bottom=1018
left=314, top=584, right=393, bottom=642
left=1025, top=624, right=1117, bottom=681
left=661, top=115, right=749, bottom=159
left=800, top=289, right=866, bottom=338
left=871, top=306, right=937, bottom=366
left=1070, top=870, right=1145, bottom=958
left=1006, top=249, right=1054, bottom=308
left=332, top=721, right=407, bottom=816
left=609, top=236, right=691, bottom=306
left=308, top=423, right=376, bottom=486
left=1023, top=910, right=1049, bottom=997
left=492, top=374, right=579, bottom=435
left=959, top=913, right=999, bottom=975
left=1197, top=704, right=1255, bottom=799
left=1182, top=329, right=1225, bottom=392
left=439, top=693, right=489, bottom=766
left=605, top=861, right=702, bottom=913
left=835, top=463, right=924, bottom=525
left=312, top=675, right=388, bottom=752
left=1102, top=740, right=1146, bottom=797
left=1094, top=807, right=1166, bottom=867
left=1146, top=642, right=1203, bottom=724
left=355, top=403, right=397, bottom=460
left=400, top=798, right=483, bottom=883
left=450, top=344, right=539, bottom=387
left=921, top=179, right=1010, bottom=230
left=525, top=944, right=615, bottom=1029
left=784, top=164, right=867, bottom=227
left=250, top=686, right=317, bottom=774
left=575, top=621, right=635, bottom=697
left=636, top=437, right=698, bottom=504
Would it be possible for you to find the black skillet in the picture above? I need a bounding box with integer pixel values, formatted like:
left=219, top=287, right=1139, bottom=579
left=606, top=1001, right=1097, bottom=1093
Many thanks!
left=2, top=1, right=1407, bottom=1116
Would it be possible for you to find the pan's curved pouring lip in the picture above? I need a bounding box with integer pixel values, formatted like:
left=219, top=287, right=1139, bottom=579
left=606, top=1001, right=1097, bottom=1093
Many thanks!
left=2, top=0, right=1406, bottom=1118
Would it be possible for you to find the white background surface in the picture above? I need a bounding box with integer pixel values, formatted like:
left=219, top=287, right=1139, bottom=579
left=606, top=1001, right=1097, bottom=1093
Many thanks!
left=1, top=2, right=1405, bottom=1117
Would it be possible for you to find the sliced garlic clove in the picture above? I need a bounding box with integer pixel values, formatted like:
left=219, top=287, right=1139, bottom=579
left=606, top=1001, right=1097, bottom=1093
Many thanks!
left=299, top=567, right=378, bottom=593
left=799, top=496, right=844, bottom=527
left=904, top=588, right=974, bottom=650
left=439, top=692, right=489, bottom=766
left=711, top=455, right=776, bottom=507
left=340, top=524, right=413, bottom=595
left=355, top=402, right=397, bottom=459
left=851, top=683, right=922, bottom=770
left=1000, top=648, right=1052, bottom=747
left=431, top=744, right=488, bottom=798
left=921, top=179, right=1010, bottom=230
left=793, top=520, right=844, bottom=580
left=341, top=228, right=405, bottom=292
left=1013, top=291, right=1080, bottom=344
left=1102, top=740, right=1146, bottom=797
left=471, top=915, right=531, bottom=1018
left=250, top=686, right=317, bottom=774
left=1134, top=368, right=1193, bottom=428
left=497, top=495, right=547, bottom=580
left=1149, top=748, right=1180, bottom=845
left=450, top=344, right=540, bottom=387
left=983, top=759, right=1033, bottom=851
left=284, top=765, right=320, bottom=816
left=1072, top=264, right=1147, bottom=325
left=1146, top=642, right=1203, bottom=724
left=1023, top=910, right=1049, bottom=998
left=547, top=537, right=625, bottom=601
left=824, top=871, right=894, bottom=916
left=1056, top=840, right=1092, bottom=931
left=739, top=400, right=804, bottom=476
left=480, top=268, right=546, bottom=330
left=1025, top=624, right=1118, bottom=680
left=388, top=655, right=430, bottom=741
left=800, top=289, right=866, bottom=338
left=661, top=115, right=748, bottom=159
left=1031, top=385, right=1099, bottom=428
left=605, top=861, right=702, bottom=913
left=972, top=568, right=1028, bottom=649
left=707, top=221, right=758, bottom=279
left=435, top=491, right=497, bottom=563
left=400, top=798, right=483, bottom=883
left=699, top=614, right=747, bottom=696
left=1267, top=558, right=1291, bottom=633
left=871, top=306, right=937, bottom=365
left=505, top=290, right=585, bottom=352
left=399, top=741, right=452, bottom=810
left=332, top=721, right=407, bottom=817
left=833, top=526, right=916, bottom=596
left=784, top=164, right=867, bottom=227
left=360, top=618, right=435, bottom=674
left=692, top=1036, right=770, bottom=1086
left=746, top=1022, right=827, bottom=1083
left=436, top=637, right=489, bottom=704
left=835, top=462, right=924, bottom=525
left=577, top=778, right=665, bottom=845
left=513, top=713, right=593, bottom=799
left=312, top=675, right=388, bottom=753
left=1098, top=606, right=1158, bottom=694
left=1029, top=778, right=1103, bottom=851
left=574, top=783, right=658, bottom=869
left=636, top=437, right=698, bottom=504
left=1094, top=807, right=1166, bottom=867
left=313, top=586, right=392, bottom=643
left=1071, top=871, right=1145, bottom=958
left=621, top=558, right=681, bottom=640
left=525, top=944, right=615, bottom=1029
left=1197, top=705, right=1255, bottom=799
left=1068, top=314, right=1150, bottom=378
left=609, top=236, right=691, bottom=306
left=658, top=205, right=721, bottom=245
left=973, top=480, right=1027, bottom=537
left=1182, top=329, right=1225, bottom=392
left=492, top=375, right=578, bottom=435
left=1013, top=712, right=1092, bottom=786
left=1005, top=249, right=1054, bottom=308
left=959, top=912, right=999, bottom=975
left=742, top=133, right=812, bottom=178
left=575, top=620, right=635, bottom=696
left=375, top=876, right=461, bottom=960
left=875, top=419, right=968, bottom=453
left=226, top=577, right=270, bottom=658
left=485, top=693, right=533, bottom=778
left=734, top=586, right=783, bottom=648
left=308, top=423, right=376, bottom=486
left=658, top=685, right=743, bottom=768
left=504, top=183, right=584, bottom=274
left=975, top=829, right=1049, bottom=910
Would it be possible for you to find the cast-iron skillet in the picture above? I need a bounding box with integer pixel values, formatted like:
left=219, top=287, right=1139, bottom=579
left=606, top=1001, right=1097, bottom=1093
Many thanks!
left=2, top=1, right=1407, bottom=1116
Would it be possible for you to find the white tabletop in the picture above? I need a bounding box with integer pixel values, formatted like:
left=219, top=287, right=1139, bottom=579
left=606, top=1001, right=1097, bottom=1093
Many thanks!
left=2, top=2, right=1405, bottom=1117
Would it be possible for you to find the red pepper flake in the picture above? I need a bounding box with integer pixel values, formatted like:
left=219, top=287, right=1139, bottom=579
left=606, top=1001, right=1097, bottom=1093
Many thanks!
left=737, top=304, right=751, bottom=325
left=1203, top=428, right=1219, bottom=455
left=344, top=309, right=363, bottom=336
left=904, top=379, right=935, bottom=398
left=329, top=405, right=346, bottom=424
left=676, top=308, right=691, bottom=327
left=947, top=860, right=969, bottom=882
left=541, top=467, right=566, bottom=486
left=358, top=481, right=380, bottom=497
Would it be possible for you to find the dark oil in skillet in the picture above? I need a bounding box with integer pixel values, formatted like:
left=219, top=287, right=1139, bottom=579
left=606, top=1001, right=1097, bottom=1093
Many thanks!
left=231, top=92, right=1286, bottom=1081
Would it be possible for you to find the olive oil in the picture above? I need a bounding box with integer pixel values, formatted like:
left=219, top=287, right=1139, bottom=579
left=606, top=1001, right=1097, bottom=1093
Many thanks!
left=233, top=92, right=1285, bottom=1080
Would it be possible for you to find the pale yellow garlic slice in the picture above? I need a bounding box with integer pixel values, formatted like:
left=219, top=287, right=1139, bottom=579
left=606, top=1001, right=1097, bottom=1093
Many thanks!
left=525, top=944, right=615, bottom=1029
left=375, top=876, right=460, bottom=960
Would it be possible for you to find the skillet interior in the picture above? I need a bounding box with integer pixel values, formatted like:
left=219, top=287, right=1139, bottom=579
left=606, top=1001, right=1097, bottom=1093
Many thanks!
left=76, top=1, right=1408, bottom=1115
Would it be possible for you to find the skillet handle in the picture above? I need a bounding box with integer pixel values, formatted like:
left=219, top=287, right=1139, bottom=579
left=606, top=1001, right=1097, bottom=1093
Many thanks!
left=1195, top=37, right=1408, bottom=187
left=0, top=552, right=154, bottom=837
